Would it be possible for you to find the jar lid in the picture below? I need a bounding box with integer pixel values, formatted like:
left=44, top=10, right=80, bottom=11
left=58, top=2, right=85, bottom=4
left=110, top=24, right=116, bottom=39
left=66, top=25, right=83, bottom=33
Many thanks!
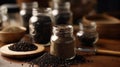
left=0, top=4, right=20, bottom=13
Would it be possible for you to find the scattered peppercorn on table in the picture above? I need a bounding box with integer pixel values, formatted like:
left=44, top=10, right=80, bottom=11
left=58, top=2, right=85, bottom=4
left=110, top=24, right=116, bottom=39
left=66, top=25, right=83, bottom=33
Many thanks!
left=0, top=25, right=120, bottom=67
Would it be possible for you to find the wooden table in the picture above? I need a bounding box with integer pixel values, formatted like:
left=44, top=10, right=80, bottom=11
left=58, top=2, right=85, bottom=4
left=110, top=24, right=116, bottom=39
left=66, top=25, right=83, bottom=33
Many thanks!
left=0, top=27, right=120, bottom=67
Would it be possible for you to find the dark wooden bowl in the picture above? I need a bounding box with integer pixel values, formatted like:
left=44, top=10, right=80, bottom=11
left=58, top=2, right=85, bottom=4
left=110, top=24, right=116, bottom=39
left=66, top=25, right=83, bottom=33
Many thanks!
left=0, top=27, right=26, bottom=43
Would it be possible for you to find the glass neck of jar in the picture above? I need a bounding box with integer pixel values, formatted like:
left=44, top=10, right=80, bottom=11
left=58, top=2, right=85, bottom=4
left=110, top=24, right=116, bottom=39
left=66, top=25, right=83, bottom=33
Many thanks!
left=53, top=25, right=73, bottom=37
left=32, top=8, right=52, bottom=16
left=83, top=26, right=97, bottom=33
left=21, top=2, right=38, bottom=10
left=79, top=22, right=97, bottom=31
left=53, top=2, right=70, bottom=10
left=54, top=31, right=73, bottom=38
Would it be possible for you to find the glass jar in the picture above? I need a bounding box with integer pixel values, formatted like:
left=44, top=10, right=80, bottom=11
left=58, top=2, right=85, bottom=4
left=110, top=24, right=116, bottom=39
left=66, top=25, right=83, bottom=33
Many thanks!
left=29, top=8, right=52, bottom=46
left=20, top=2, right=38, bottom=34
left=50, top=25, right=75, bottom=60
left=0, top=4, right=22, bottom=28
left=52, top=0, right=72, bottom=25
left=76, top=21, right=98, bottom=48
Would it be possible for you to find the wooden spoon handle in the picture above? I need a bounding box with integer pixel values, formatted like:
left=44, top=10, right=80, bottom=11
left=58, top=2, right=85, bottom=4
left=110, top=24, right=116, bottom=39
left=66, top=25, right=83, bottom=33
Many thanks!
left=96, top=49, right=120, bottom=56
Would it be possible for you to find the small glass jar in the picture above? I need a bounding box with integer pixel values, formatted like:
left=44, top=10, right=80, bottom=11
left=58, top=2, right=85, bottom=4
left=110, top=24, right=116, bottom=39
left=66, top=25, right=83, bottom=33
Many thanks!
left=20, top=2, right=38, bottom=34
left=76, top=22, right=98, bottom=48
left=29, top=8, right=52, bottom=46
left=0, top=4, right=22, bottom=28
left=50, top=25, right=75, bottom=60
left=52, top=0, right=72, bottom=25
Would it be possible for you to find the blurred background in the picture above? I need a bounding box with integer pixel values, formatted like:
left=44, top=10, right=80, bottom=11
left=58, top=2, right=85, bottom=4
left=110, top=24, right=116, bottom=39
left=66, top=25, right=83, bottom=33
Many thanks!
left=0, top=0, right=120, bottom=24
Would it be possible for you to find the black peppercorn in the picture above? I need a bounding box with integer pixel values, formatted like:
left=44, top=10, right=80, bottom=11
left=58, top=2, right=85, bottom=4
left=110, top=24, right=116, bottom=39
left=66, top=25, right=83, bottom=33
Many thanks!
left=30, top=15, right=52, bottom=44
left=8, top=41, right=37, bottom=51
left=29, top=53, right=86, bottom=67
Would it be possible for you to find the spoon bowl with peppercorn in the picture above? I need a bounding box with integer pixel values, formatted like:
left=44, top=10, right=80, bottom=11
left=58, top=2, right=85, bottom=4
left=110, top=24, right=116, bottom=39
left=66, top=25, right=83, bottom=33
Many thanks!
left=0, top=34, right=45, bottom=58
left=0, top=42, right=45, bottom=58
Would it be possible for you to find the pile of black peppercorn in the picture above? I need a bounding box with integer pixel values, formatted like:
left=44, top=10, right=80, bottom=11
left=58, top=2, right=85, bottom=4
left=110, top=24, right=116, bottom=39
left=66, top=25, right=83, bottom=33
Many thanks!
left=29, top=53, right=86, bottom=67
left=8, top=41, right=37, bottom=51
left=8, top=35, right=38, bottom=51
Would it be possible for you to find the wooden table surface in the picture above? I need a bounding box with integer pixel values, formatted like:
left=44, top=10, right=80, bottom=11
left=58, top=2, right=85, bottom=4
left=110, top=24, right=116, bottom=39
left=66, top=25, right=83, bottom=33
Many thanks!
left=0, top=26, right=120, bottom=67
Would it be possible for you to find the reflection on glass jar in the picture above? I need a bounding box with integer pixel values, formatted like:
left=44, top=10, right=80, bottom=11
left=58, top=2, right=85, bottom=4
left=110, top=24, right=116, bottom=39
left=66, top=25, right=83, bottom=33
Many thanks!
left=29, top=8, right=52, bottom=46
left=50, top=25, right=76, bottom=60
left=76, top=21, right=98, bottom=48
left=20, top=2, right=38, bottom=34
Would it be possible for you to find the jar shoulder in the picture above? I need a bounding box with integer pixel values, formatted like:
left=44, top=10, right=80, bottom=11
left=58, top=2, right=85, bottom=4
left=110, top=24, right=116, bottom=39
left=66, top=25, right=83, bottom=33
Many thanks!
left=51, top=35, right=75, bottom=42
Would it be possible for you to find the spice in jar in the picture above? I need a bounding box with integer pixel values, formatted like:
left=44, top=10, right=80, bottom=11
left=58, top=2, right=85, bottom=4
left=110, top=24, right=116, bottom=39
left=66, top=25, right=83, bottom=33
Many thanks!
left=29, top=8, right=52, bottom=45
left=50, top=25, right=75, bottom=60
left=76, top=22, right=98, bottom=47
left=52, top=1, right=72, bottom=25
left=77, top=33, right=98, bottom=46
left=54, top=12, right=72, bottom=25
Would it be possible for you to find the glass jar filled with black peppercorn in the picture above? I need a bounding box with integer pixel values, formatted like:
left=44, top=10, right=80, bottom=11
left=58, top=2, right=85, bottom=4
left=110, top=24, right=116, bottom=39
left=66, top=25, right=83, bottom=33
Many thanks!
left=29, top=8, right=52, bottom=46
left=20, top=2, right=38, bottom=34
left=50, top=25, right=76, bottom=60
left=52, top=0, right=72, bottom=25
left=76, top=21, right=98, bottom=48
